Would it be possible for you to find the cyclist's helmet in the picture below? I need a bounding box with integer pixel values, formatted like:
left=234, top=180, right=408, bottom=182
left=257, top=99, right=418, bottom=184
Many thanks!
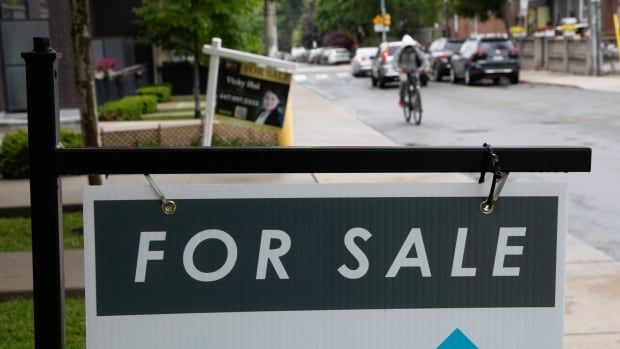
left=401, top=34, right=418, bottom=48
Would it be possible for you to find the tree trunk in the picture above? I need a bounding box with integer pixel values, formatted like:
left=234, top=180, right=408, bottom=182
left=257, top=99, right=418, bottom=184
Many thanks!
left=264, top=0, right=279, bottom=57
left=69, top=0, right=101, bottom=185
left=193, top=36, right=201, bottom=120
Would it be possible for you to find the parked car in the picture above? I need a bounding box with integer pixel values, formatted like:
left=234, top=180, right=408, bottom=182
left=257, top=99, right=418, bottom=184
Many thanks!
left=308, top=48, right=324, bottom=64
left=450, top=34, right=520, bottom=85
left=428, top=37, right=465, bottom=81
left=325, top=48, right=351, bottom=65
left=291, top=47, right=308, bottom=62
left=351, top=47, right=378, bottom=76
left=370, top=41, right=403, bottom=88
left=315, top=47, right=331, bottom=64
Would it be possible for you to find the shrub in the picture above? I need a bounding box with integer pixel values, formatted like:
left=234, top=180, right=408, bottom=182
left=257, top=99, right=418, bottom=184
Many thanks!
left=0, top=130, right=29, bottom=179
left=99, top=98, right=143, bottom=121
left=135, top=84, right=172, bottom=102
left=0, top=130, right=82, bottom=179
left=126, top=95, right=157, bottom=114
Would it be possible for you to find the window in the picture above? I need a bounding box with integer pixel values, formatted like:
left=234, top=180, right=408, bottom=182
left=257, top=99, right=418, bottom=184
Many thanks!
left=2, top=0, right=27, bottom=19
left=480, top=40, right=513, bottom=52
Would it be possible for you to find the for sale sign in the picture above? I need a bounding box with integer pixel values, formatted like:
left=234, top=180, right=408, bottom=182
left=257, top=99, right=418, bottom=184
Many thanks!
left=83, top=183, right=566, bottom=348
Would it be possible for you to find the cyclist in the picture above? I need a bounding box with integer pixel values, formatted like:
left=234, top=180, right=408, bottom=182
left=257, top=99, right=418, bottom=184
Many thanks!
left=394, top=34, right=430, bottom=108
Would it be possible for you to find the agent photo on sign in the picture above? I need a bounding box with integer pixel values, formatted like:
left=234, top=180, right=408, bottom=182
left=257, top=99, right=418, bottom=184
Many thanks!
left=250, top=88, right=285, bottom=128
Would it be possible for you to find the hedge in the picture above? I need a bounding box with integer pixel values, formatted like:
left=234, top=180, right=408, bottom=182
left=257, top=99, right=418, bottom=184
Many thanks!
left=0, top=130, right=82, bottom=179
left=135, top=84, right=172, bottom=102
left=98, top=95, right=157, bottom=121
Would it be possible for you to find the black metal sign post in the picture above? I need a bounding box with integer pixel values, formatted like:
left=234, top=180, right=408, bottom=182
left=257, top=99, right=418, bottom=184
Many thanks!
left=22, top=38, right=592, bottom=349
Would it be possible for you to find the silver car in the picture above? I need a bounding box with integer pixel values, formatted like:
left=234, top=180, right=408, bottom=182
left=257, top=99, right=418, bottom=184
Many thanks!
left=370, top=41, right=403, bottom=88
left=351, top=47, right=378, bottom=77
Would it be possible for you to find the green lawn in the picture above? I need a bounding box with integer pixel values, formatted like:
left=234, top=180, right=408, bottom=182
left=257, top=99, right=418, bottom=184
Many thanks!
left=0, top=212, right=83, bottom=252
left=0, top=298, right=85, bottom=349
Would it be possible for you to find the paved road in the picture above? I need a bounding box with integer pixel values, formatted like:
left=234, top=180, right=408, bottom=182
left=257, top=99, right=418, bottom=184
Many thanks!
left=296, top=64, right=620, bottom=260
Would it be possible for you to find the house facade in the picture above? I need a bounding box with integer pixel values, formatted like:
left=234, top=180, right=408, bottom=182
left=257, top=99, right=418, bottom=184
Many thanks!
left=0, top=0, right=150, bottom=113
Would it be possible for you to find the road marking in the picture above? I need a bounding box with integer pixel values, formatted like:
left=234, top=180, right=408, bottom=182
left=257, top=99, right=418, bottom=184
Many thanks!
left=315, top=74, right=329, bottom=80
left=293, top=75, right=308, bottom=82
left=336, top=72, right=349, bottom=78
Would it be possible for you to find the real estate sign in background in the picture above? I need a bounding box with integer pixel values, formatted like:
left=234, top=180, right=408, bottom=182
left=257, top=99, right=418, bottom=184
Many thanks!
left=84, top=183, right=566, bottom=348
left=215, top=58, right=291, bottom=129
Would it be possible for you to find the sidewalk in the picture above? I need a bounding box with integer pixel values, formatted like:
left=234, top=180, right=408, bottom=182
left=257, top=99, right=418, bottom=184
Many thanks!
left=521, top=70, right=620, bottom=93
left=0, top=84, right=618, bottom=348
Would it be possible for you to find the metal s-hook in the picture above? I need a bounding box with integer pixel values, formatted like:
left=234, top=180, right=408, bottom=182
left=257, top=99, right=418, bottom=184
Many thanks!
left=479, top=144, right=510, bottom=214
left=145, top=174, right=176, bottom=215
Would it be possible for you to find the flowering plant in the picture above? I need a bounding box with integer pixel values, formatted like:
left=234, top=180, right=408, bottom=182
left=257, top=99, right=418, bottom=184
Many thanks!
left=95, top=58, right=117, bottom=78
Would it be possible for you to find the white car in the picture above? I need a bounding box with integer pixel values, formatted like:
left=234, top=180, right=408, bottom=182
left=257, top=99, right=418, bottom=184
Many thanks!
left=351, top=47, right=378, bottom=76
left=325, top=48, right=351, bottom=65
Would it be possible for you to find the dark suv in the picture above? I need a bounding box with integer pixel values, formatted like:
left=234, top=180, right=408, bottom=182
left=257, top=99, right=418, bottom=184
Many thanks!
left=428, top=38, right=465, bottom=81
left=450, top=35, right=520, bottom=85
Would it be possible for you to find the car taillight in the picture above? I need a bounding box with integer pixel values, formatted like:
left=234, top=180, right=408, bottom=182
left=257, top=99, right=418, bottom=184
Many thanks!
left=381, top=50, right=388, bottom=64
left=472, top=48, right=487, bottom=61
left=509, top=47, right=519, bottom=57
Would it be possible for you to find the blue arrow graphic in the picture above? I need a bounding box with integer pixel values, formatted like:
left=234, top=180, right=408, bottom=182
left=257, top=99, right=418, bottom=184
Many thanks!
left=437, top=328, right=478, bottom=349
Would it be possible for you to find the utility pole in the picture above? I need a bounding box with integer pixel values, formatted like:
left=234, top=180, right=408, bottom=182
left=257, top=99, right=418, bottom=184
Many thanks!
left=590, top=0, right=603, bottom=75
left=265, top=0, right=279, bottom=57
left=444, top=0, right=449, bottom=37
left=380, top=0, right=387, bottom=43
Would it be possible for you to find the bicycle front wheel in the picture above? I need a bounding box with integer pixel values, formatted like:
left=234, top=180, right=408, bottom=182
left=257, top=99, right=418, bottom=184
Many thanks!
left=412, top=89, right=422, bottom=125
left=403, top=84, right=413, bottom=123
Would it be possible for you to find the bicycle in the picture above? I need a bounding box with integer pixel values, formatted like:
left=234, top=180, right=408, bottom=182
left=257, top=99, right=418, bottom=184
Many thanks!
left=401, top=70, right=423, bottom=125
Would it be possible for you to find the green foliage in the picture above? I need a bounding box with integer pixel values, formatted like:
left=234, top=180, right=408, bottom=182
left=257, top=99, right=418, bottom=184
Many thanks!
left=0, top=130, right=82, bottom=179
left=132, top=95, right=158, bottom=113
left=0, top=131, right=28, bottom=179
left=135, top=84, right=172, bottom=103
left=278, top=0, right=307, bottom=51
left=448, top=0, right=508, bottom=21
left=0, top=212, right=84, bottom=252
left=0, top=298, right=85, bottom=348
left=98, top=97, right=144, bottom=121
left=313, top=0, right=443, bottom=45
left=134, top=0, right=264, bottom=60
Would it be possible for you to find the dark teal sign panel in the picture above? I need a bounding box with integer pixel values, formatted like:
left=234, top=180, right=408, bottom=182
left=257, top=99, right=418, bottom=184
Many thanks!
left=94, top=196, right=557, bottom=316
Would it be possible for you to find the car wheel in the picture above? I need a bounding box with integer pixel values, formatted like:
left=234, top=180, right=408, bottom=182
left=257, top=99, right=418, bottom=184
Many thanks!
left=434, top=65, right=442, bottom=82
left=465, top=68, right=474, bottom=86
left=379, top=74, right=386, bottom=88
left=450, top=68, right=459, bottom=84
left=510, top=73, right=520, bottom=84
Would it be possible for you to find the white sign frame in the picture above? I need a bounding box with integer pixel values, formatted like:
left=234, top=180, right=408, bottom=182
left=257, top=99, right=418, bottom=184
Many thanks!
left=84, top=183, right=566, bottom=349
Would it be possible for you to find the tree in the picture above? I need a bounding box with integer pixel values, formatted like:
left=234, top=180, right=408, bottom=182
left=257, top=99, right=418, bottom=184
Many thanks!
left=449, top=0, right=515, bottom=35
left=314, top=0, right=442, bottom=45
left=69, top=0, right=101, bottom=185
left=277, top=0, right=307, bottom=51
left=134, top=0, right=263, bottom=123
left=265, top=0, right=279, bottom=56
left=300, top=3, right=320, bottom=49
left=323, top=27, right=357, bottom=51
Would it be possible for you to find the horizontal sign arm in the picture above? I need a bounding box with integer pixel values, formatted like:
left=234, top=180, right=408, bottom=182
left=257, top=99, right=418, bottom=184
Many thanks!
left=54, top=147, right=591, bottom=175
left=203, top=44, right=297, bottom=71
